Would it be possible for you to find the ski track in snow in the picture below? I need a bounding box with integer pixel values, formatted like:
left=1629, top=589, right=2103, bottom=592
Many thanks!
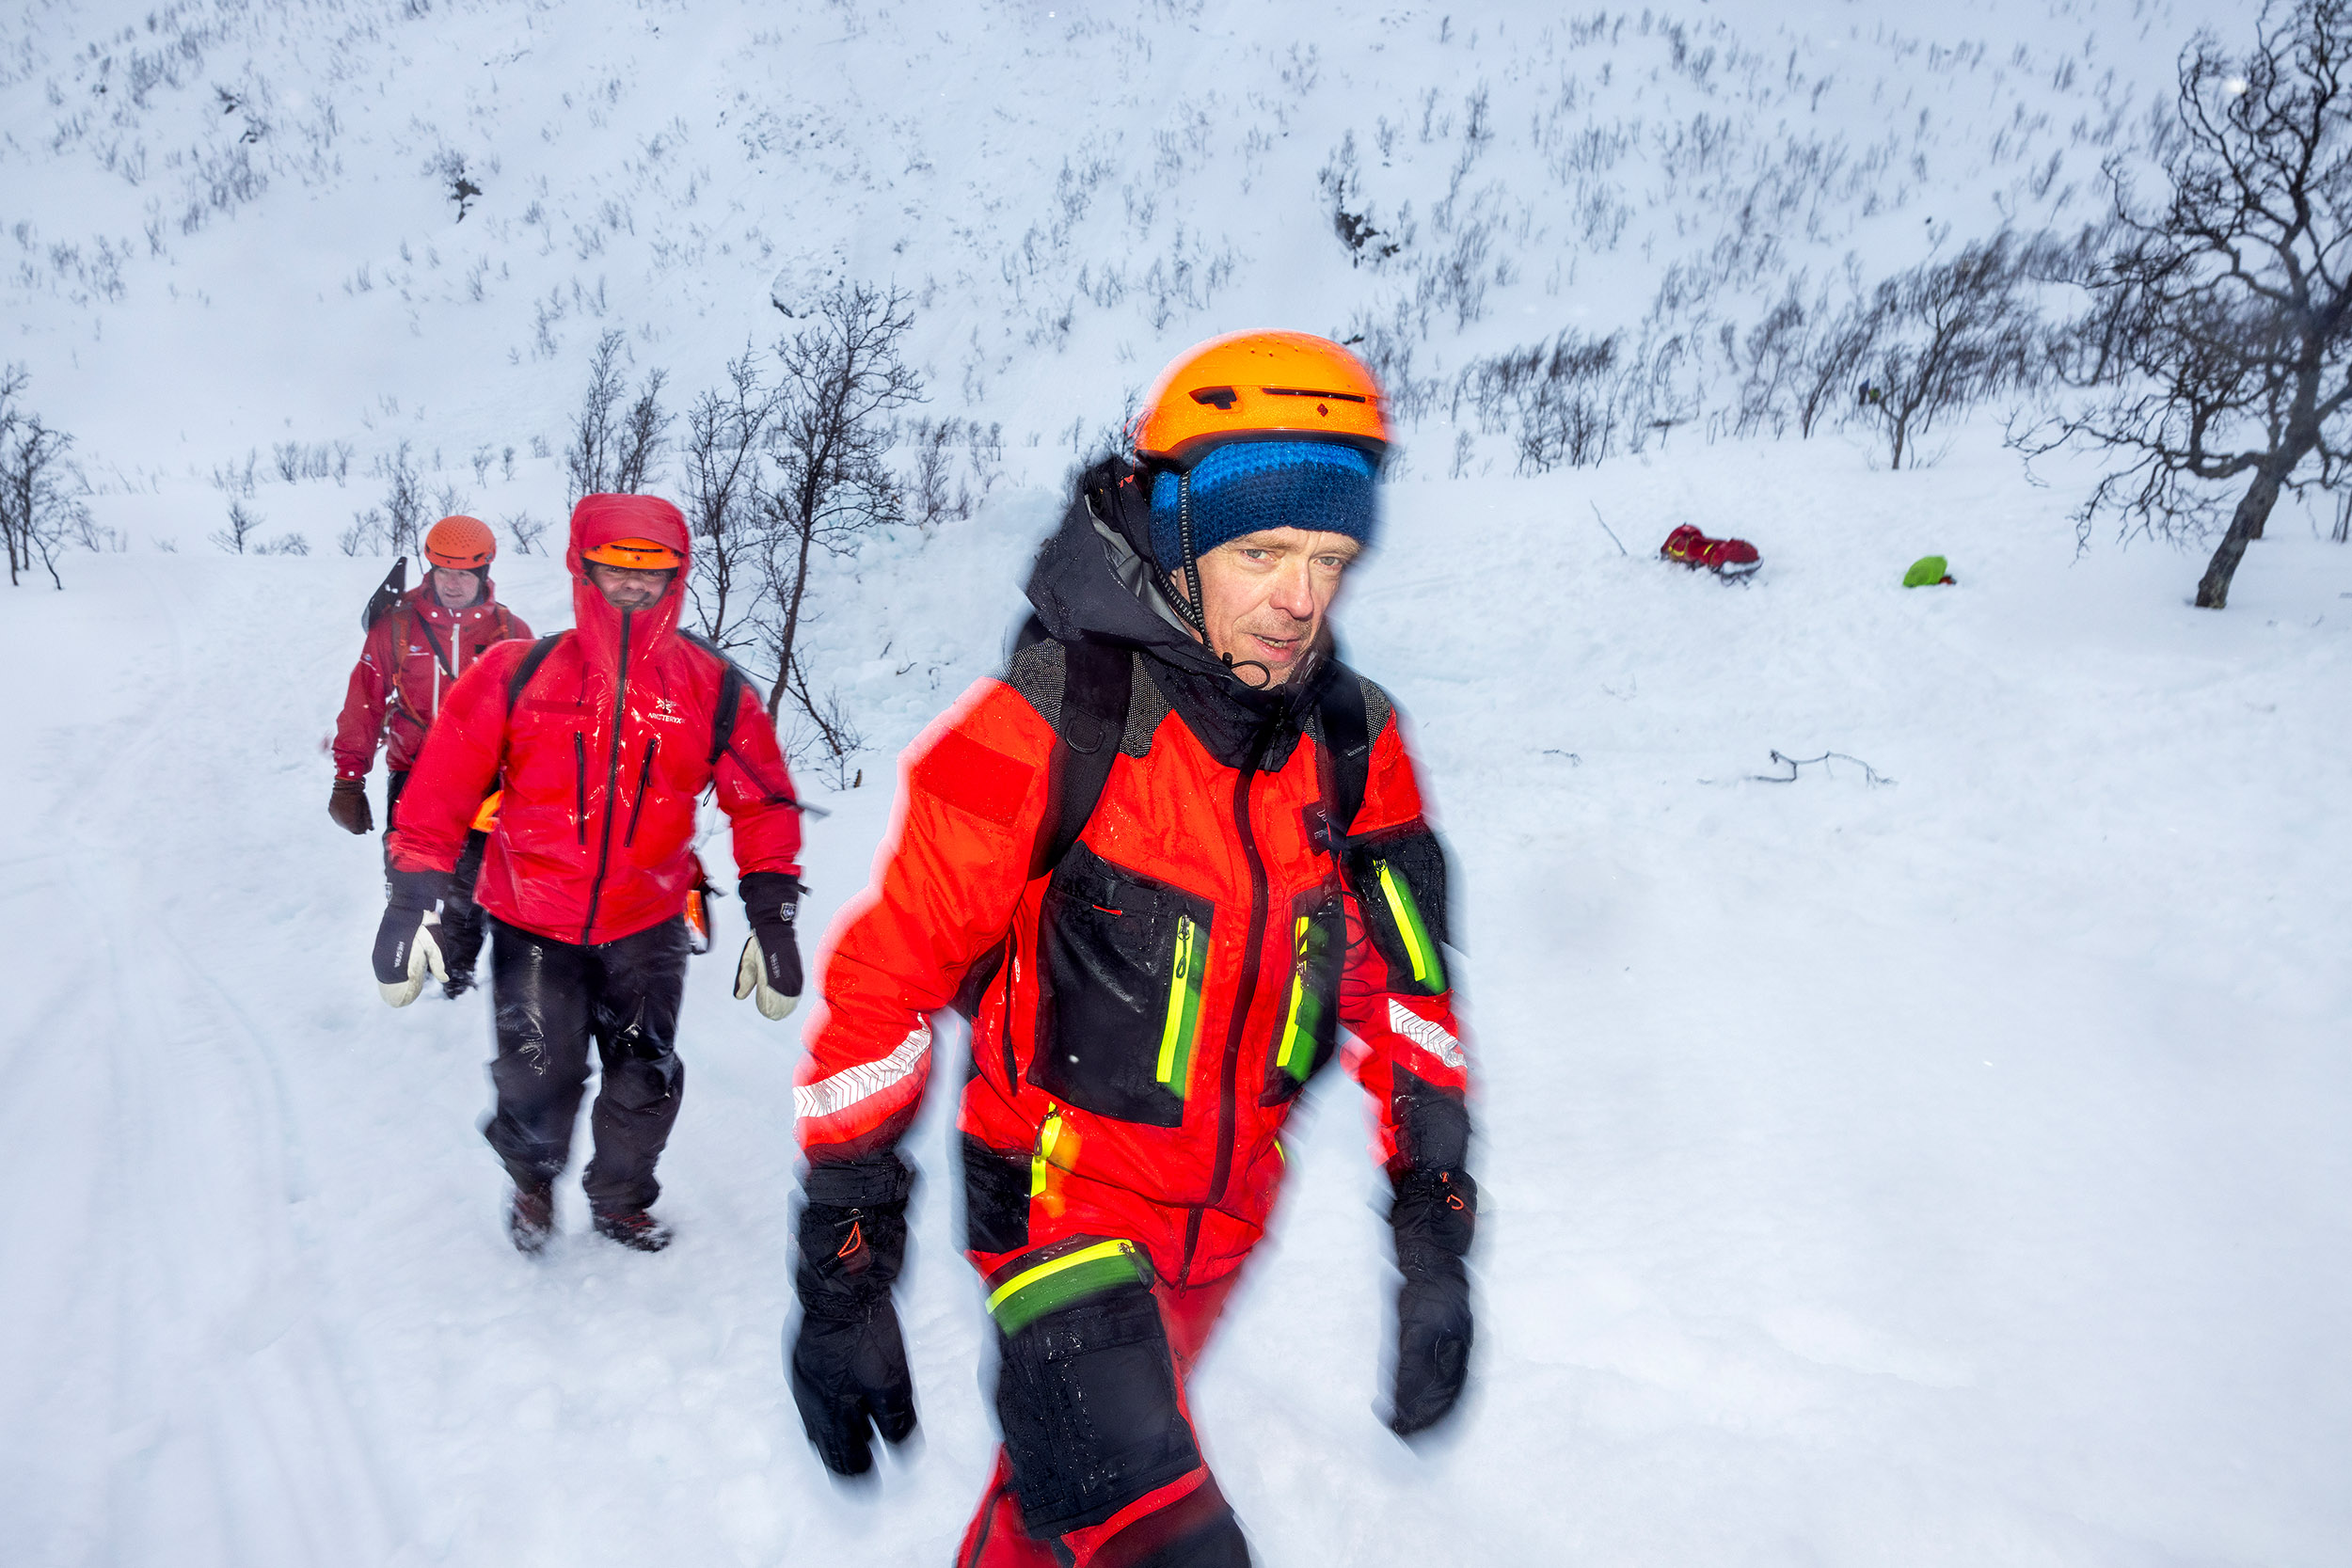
left=4, top=427, right=2350, bottom=1568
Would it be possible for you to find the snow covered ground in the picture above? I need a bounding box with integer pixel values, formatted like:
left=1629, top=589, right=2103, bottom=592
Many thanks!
left=4, top=421, right=2348, bottom=1567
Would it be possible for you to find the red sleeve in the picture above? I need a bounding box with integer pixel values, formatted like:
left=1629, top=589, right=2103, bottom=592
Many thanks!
left=331, top=621, right=393, bottom=779
left=1335, top=721, right=1472, bottom=1176
left=713, top=683, right=803, bottom=878
left=503, top=610, right=534, bottom=642
left=385, top=641, right=527, bottom=875
left=794, top=679, right=1056, bottom=1162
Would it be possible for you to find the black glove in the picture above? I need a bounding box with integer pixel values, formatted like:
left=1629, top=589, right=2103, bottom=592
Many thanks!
left=373, top=867, right=450, bottom=1007
left=734, top=869, right=804, bottom=1021
left=789, top=1153, right=919, bottom=1475
left=329, top=777, right=373, bottom=834
left=1388, top=1166, right=1476, bottom=1437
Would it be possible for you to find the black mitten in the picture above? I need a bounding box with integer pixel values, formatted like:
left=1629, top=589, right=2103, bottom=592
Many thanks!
left=787, top=1153, right=919, bottom=1475
left=734, top=870, right=803, bottom=1021
left=1388, top=1166, right=1476, bottom=1437
left=372, top=867, right=450, bottom=1006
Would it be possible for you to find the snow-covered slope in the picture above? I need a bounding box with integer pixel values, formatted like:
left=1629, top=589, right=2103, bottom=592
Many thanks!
left=4, top=424, right=2347, bottom=1566
left=5, top=0, right=2246, bottom=527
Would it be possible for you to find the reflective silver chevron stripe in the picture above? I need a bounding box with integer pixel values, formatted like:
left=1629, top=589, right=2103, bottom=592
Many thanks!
left=1387, top=998, right=1466, bottom=1071
left=794, top=1022, right=933, bottom=1123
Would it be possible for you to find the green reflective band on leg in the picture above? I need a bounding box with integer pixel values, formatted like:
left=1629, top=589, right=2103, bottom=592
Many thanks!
left=1376, top=861, right=1444, bottom=990
left=1155, top=914, right=1204, bottom=1096
left=1276, top=915, right=1322, bottom=1082
left=986, top=1239, right=1148, bottom=1336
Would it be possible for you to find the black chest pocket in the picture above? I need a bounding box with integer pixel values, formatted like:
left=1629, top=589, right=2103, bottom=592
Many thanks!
left=1261, top=886, right=1345, bottom=1107
left=1033, top=842, right=1215, bottom=1129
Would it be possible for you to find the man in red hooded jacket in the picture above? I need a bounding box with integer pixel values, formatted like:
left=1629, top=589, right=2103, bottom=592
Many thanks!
left=787, top=333, right=1474, bottom=1567
left=331, top=515, right=532, bottom=995
left=374, top=494, right=809, bottom=1254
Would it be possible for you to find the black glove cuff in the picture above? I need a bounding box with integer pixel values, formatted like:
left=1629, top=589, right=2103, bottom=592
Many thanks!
left=1391, top=1167, right=1477, bottom=1276
left=385, top=866, right=449, bottom=911
left=796, top=1154, right=915, bottom=1316
left=738, top=870, right=803, bottom=927
left=803, top=1151, right=915, bottom=1209
left=332, top=777, right=366, bottom=794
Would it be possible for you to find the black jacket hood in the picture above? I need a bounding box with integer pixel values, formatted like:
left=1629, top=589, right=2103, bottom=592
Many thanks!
left=1023, top=459, right=1341, bottom=769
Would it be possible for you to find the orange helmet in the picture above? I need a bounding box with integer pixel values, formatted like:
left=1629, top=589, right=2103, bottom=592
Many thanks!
left=581, top=536, right=685, bottom=570
left=422, top=515, right=496, bottom=569
left=1133, top=330, right=1390, bottom=467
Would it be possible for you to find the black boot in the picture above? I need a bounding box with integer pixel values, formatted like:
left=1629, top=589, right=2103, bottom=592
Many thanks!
left=593, top=1208, right=674, bottom=1253
left=509, top=1182, right=556, bottom=1255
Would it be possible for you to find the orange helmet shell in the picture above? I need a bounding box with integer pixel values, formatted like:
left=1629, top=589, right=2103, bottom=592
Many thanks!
left=422, top=515, right=496, bottom=569
left=1134, top=330, right=1390, bottom=466
left=581, top=536, right=685, bottom=570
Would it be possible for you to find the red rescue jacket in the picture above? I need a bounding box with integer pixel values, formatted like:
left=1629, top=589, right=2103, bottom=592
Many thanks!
left=388, top=495, right=803, bottom=945
left=333, top=583, right=531, bottom=777
left=797, top=471, right=1471, bottom=1290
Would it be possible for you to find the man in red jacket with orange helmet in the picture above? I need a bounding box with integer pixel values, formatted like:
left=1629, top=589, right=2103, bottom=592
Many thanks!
left=373, top=494, right=808, bottom=1254
left=787, top=332, right=1475, bottom=1566
left=331, top=515, right=532, bottom=995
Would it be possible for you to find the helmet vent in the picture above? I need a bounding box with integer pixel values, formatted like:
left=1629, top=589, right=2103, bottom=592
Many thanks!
left=1189, top=386, right=1239, bottom=409
left=1260, top=387, right=1368, bottom=403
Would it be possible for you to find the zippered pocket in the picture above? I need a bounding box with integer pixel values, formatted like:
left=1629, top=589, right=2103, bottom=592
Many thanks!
left=1262, top=887, right=1345, bottom=1105
left=622, top=736, right=659, bottom=847
left=1345, top=824, right=1449, bottom=996
left=572, top=731, right=588, bottom=845
left=1033, top=841, right=1215, bottom=1129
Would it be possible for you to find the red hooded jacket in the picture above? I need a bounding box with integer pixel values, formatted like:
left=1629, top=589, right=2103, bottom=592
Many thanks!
left=387, top=495, right=803, bottom=945
left=333, top=581, right=531, bottom=778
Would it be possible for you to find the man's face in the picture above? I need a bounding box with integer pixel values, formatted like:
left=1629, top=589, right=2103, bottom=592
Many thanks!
left=1185, top=528, right=1362, bottom=686
left=431, top=565, right=482, bottom=610
left=586, top=561, right=675, bottom=611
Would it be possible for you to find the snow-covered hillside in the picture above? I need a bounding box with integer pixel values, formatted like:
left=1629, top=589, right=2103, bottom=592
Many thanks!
left=2, top=0, right=2251, bottom=530
left=7, top=0, right=2351, bottom=1564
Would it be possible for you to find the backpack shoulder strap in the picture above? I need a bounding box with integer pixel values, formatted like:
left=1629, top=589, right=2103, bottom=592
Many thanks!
left=678, top=630, right=755, bottom=768
left=1316, top=669, right=1374, bottom=850
left=505, top=633, right=567, bottom=712
left=1031, top=636, right=1134, bottom=878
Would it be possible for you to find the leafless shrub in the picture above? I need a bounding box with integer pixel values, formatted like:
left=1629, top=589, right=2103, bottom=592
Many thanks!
left=210, top=499, right=263, bottom=554
left=2, top=364, right=89, bottom=589
left=503, top=511, right=550, bottom=555
left=680, top=347, right=784, bottom=655
left=565, top=329, right=668, bottom=503
left=760, top=281, right=923, bottom=718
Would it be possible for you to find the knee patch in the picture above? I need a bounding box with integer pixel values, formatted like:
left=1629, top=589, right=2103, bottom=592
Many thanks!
left=994, top=1279, right=1201, bottom=1541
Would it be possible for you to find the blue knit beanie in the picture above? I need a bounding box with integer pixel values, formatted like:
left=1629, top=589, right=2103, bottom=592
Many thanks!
left=1148, top=441, right=1378, bottom=570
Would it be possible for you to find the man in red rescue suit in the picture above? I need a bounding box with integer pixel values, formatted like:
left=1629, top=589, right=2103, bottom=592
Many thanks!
left=787, top=332, right=1476, bottom=1567
left=331, top=515, right=532, bottom=996
left=371, top=494, right=811, bottom=1254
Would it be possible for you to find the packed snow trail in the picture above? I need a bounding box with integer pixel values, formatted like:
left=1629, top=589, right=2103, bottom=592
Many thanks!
left=4, top=432, right=2351, bottom=1566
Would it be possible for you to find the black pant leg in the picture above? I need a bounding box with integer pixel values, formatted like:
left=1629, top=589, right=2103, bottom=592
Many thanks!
left=437, top=829, right=491, bottom=976
left=580, top=916, right=691, bottom=1215
left=483, top=916, right=596, bottom=1190
left=382, top=769, right=408, bottom=877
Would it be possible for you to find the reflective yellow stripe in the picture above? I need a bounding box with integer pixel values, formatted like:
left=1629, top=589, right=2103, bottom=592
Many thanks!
left=1378, top=862, right=1432, bottom=984
left=984, top=1239, right=1134, bottom=1317
left=1155, top=915, right=1200, bottom=1087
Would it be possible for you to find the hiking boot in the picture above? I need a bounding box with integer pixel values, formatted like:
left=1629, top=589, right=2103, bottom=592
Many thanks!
left=442, top=970, right=476, bottom=1000
left=1661, top=524, right=1760, bottom=578
left=508, top=1183, right=556, bottom=1256
left=593, top=1208, right=674, bottom=1254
